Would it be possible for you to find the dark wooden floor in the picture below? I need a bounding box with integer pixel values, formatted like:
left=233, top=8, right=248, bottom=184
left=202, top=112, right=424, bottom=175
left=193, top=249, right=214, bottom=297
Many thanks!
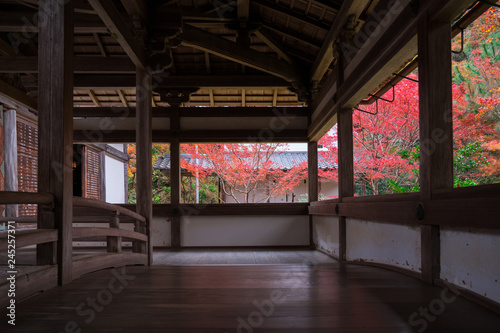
left=2, top=252, right=500, bottom=332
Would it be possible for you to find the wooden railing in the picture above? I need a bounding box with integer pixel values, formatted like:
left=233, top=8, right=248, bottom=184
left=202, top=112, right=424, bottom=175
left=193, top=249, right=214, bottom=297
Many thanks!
left=72, top=197, right=149, bottom=278
left=0, top=191, right=58, bottom=309
left=0, top=192, right=148, bottom=307
left=309, top=184, right=500, bottom=229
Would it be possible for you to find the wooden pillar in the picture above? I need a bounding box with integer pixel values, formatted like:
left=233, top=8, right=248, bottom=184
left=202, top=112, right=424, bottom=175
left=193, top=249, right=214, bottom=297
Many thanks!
left=418, top=14, right=453, bottom=284
left=308, top=141, right=319, bottom=202
left=3, top=108, right=18, bottom=217
left=135, top=67, right=153, bottom=264
left=337, top=106, right=354, bottom=262
left=308, top=141, right=318, bottom=247
left=170, top=107, right=181, bottom=249
left=107, top=212, right=121, bottom=253
left=37, top=0, right=74, bottom=284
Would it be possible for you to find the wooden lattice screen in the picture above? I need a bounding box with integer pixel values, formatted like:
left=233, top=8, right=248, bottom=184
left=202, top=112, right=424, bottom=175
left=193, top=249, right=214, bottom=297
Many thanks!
left=84, top=146, right=101, bottom=200
left=17, top=117, right=38, bottom=216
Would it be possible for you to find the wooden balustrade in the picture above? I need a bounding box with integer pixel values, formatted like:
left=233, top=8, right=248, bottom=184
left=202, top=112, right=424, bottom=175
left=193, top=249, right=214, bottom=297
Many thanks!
left=0, top=192, right=148, bottom=308
left=308, top=184, right=500, bottom=229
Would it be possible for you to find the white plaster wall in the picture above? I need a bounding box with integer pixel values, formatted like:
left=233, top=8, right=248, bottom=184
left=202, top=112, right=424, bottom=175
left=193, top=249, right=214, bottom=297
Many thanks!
left=152, top=217, right=171, bottom=247
left=441, top=228, right=500, bottom=304
left=180, top=215, right=309, bottom=247
left=346, top=218, right=421, bottom=273
left=319, top=181, right=339, bottom=199
left=313, top=216, right=340, bottom=258
left=105, top=156, right=126, bottom=203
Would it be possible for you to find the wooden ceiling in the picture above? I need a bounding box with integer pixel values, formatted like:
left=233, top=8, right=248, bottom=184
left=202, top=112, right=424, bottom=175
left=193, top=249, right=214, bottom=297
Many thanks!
left=0, top=0, right=376, bottom=110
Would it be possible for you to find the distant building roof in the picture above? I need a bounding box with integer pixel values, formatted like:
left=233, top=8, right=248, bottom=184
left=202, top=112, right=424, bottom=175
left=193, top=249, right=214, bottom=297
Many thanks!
left=153, top=151, right=336, bottom=171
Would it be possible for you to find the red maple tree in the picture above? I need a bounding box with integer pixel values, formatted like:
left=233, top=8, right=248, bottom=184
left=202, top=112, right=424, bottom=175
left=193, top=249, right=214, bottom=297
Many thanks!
left=181, top=143, right=307, bottom=203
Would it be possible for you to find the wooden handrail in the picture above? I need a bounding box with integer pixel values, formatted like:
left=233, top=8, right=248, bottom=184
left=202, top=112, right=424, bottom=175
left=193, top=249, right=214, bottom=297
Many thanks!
left=0, top=191, right=54, bottom=205
left=73, top=197, right=146, bottom=223
left=72, top=227, right=147, bottom=242
left=0, top=216, right=37, bottom=223
left=0, top=229, right=58, bottom=251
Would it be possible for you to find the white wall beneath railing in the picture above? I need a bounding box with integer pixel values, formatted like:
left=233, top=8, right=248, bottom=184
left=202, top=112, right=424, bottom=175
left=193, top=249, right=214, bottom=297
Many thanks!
left=441, top=227, right=500, bottom=304
left=180, top=215, right=309, bottom=247
left=312, top=216, right=340, bottom=258
left=345, top=218, right=421, bottom=273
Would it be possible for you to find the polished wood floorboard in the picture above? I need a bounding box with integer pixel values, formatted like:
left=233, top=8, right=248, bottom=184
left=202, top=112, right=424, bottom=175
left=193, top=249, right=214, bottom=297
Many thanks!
left=2, top=251, right=500, bottom=332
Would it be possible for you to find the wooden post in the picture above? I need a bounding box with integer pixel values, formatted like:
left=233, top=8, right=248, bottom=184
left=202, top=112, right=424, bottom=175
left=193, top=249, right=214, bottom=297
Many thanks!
left=107, top=212, right=121, bottom=253
left=100, top=151, right=106, bottom=201
left=135, top=67, right=153, bottom=263
left=308, top=141, right=318, bottom=247
left=169, top=105, right=181, bottom=249
left=418, top=14, right=453, bottom=284
left=37, top=0, right=74, bottom=284
left=337, top=106, right=354, bottom=262
left=3, top=108, right=18, bottom=217
left=308, top=141, right=319, bottom=202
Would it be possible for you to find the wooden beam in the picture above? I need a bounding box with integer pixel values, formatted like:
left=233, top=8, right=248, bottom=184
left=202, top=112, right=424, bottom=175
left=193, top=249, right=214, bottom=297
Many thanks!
left=253, top=0, right=331, bottom=31
left=87, top=0, right=146, bottom=68
left=209, top=89, right=215, bottom=107
left=88, top=90, right=102, bottom=107
left=0, top=56, right=136, bottom=74
left=93, top=33, right=107, bottom=57
left=135, top=67, right=153, bottom=263
left=418, top=14, right=453, bottom=285
left=121, top=0, right=148, bottom=21
left=37, top=0, right=74, bottom=285
left=254, top=30, right=294, bottom=65
left=241, top=89, right=246, bottom=107
left=74, top=129, right=308, bottom=143
left=238, top=0, right=250, bottom=20
left=310, top=0, right=370, bottom=83
left=262, top=23, right=322, bottom=49
left=0, top=11, right=109, bottom=34
left=73, top=74, right=293, bottom=89
left=0, top=79, right=37, bottom=111
left=180, top=26, right=303, bottom=85
left=204, top=52, right=211, bottom=74
left=117, top=90, right=129, bottom=107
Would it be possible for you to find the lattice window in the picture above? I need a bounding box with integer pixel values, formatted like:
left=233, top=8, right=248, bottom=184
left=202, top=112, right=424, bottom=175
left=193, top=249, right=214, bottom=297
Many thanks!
left=84, top=146, right=101, bottom=200
left=17, top=117, right=38, bottom=216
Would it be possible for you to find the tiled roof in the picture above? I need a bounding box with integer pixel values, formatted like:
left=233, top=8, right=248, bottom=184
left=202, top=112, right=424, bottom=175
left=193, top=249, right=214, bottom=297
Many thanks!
left=153, top=152, right=336, bottom=171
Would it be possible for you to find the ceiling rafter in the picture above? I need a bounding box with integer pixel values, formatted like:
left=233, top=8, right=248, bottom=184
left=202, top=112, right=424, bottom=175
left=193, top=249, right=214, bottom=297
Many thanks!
left=310, top=0, right=371, bottom=83
left=93, top=33, right=107, bottom=57
left=87, top=0, right=146, bottom=69
left=253, top=0, right=331, bottom=31
left=180, top=25, right=304, bottom=86
left=254, top=29, right=294, bottom=64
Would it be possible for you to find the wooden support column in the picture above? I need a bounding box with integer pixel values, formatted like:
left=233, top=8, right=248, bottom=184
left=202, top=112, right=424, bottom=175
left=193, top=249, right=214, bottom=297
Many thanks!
left=3, top=108, right=18, bottom=217
left=418, top=14, right=453, bottom=284
left=308, top=141, right=318, bottom=247
left=135, top=67, right=153, bottom=264
left=170, top=108, right=181, bottom=249
left=37, top=0, right=74, bottom=284
left=337, top=106, right=354, bottom=262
